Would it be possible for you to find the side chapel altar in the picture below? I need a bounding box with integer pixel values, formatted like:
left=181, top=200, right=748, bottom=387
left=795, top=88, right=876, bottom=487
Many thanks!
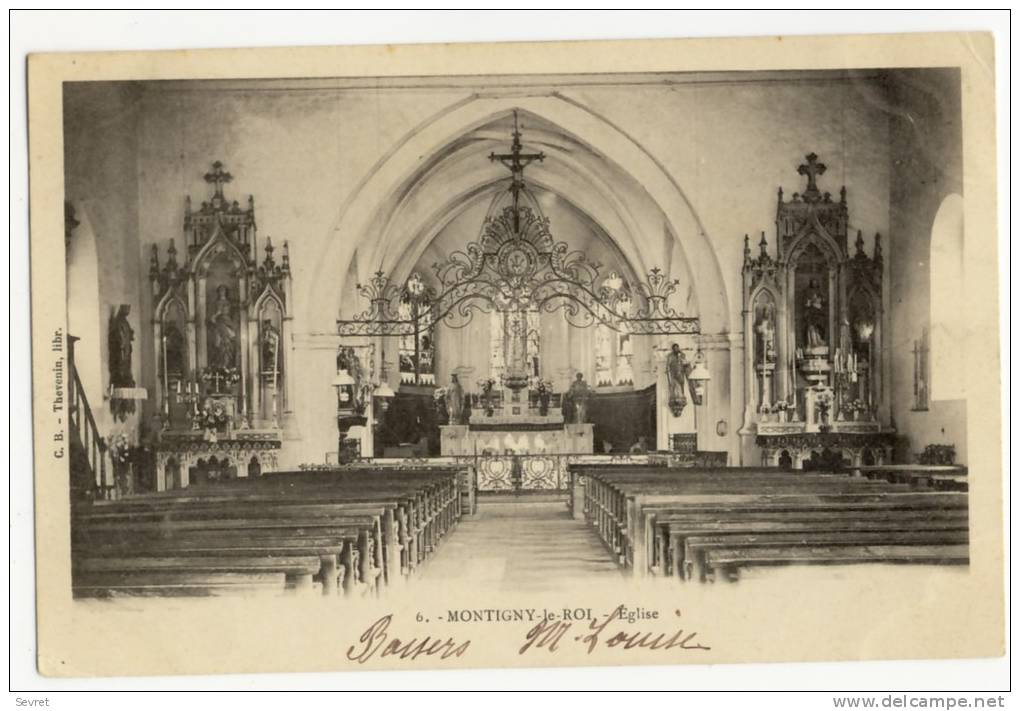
left=739, top=154, right=894, bottom=468
left=148, top=162, right=293, bottom=489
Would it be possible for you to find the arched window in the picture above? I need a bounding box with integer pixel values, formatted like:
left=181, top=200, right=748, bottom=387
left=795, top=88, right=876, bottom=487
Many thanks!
left=594, top=325, right=634, bottom=388
left=594, top=325, right=613, bottom=386
left=397, top=273, right=435, bottom=386
left=929, top=194, right=965, bottom=401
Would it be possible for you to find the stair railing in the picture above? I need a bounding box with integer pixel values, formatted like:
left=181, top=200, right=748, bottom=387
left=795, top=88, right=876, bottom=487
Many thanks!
left=67, top=336, right=111, bottom=497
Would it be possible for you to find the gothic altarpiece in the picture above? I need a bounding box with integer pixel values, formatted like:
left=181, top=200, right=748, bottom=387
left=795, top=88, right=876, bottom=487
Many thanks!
left=149, top=162, right=293, bottom=489
left=740, top=154, right=892, bottom=468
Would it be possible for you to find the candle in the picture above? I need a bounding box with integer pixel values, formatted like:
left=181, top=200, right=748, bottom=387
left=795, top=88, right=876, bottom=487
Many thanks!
left=273, top=329, right=281, bottom=421
left=162, top=334, right=169, bottom=414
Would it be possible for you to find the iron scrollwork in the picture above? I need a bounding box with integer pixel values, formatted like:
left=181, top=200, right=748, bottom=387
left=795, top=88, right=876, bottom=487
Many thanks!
left=339, top=111, right=699, bottom=339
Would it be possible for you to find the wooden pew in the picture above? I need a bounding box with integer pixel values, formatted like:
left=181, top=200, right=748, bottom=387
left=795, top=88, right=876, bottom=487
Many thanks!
left=639, top=491, right=967, bottom=571
left=704, top=544, right=970, bottom=582
left=74, top=524, right=365, bottom=595
left=83, top=467, right=462, bottom=575
left=853, top=464, right=969, bottom=491
left=571, top=464, right=969, bottom=582
left=73, top=554, right=323, bottom=597
left=72, top=467, right=463, bottom=598
left=684, top=528, right=969, bottom=582
left=583, top=469, right=918, bottom=568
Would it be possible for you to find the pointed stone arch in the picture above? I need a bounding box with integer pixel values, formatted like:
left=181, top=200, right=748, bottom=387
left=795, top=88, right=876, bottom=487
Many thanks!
left=305, top=96, right=730, bottom=336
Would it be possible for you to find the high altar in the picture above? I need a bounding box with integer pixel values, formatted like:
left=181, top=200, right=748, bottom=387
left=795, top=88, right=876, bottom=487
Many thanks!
left=739, top=154, right=893, bottom=468
left=148, top=162, right=293, bottom=489
left=337, top=114, right=706, bottom=481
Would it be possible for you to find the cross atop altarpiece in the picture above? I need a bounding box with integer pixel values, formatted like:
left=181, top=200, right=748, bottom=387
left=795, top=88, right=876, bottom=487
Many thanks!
left=204, top=160, right=233, bottom=202
left=797, top=152, right=827, bottom=200
left=489, top=111, right=545, bottom=232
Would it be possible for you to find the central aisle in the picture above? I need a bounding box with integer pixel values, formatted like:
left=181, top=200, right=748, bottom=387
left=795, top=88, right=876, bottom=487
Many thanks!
left=418, top=498, right=624, bottom=593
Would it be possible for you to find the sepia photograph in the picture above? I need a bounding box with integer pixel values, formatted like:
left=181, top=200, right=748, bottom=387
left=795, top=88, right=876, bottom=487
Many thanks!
left=16, top=13, right=1007, bottom=691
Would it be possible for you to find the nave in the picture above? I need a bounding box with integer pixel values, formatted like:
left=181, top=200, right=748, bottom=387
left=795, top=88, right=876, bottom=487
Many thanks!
left=70, top=459, right=968, bottom=599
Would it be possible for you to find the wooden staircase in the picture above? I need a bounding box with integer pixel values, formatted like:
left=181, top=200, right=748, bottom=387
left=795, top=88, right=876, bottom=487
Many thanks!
left=68, top=336, right=112, bottom=500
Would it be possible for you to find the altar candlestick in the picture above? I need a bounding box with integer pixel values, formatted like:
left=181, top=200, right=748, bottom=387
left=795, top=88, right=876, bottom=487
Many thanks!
left=271, top=334, right=280, bottom=425
left=162, top=334, right=169, bottom=415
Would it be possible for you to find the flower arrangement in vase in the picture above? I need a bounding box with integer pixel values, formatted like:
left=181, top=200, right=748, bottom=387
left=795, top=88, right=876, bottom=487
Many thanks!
left=840, top=398, right=869, bottom=421
left=107, top=431, right=137, bottom=497
left=433, top=386, right=449, bottom=424
left=194, top=399, right=231, bottom=434
left=815, top=391, right=834, bottom=432
left=771, top=400, right=791, bottom=422
left=477, top=378, right=496, bottom=416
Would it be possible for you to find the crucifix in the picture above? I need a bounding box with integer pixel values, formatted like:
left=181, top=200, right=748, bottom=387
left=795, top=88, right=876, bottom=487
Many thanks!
left=489, top=111, right=545, bottom=232
left=208, top=369, right=225, bottom=393
left=797, top=152, right=827, bottom=198
left=204, top=161, right=233, bottom=202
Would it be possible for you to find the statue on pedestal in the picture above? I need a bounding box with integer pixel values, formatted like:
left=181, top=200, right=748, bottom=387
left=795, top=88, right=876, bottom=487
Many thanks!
left=804, top=279, right=827, bottom=349
left=666, top=343, right=691, bottom=417
left=755, top=303, right=776, bottom=363
left=108, top=304, right=137, bottom=421
left=108, top=304, right=136, bottom=389
left=568, top=372, right=591, bottom=424
left=260, top=320, right=281, bottom=377
left=447, top=374, right=464, bottom=425
left=208, top=285, right=238, bottom=370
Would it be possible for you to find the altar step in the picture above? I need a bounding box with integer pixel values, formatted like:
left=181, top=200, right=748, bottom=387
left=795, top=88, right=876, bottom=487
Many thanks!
left=417, top=501, right=623, bottom=593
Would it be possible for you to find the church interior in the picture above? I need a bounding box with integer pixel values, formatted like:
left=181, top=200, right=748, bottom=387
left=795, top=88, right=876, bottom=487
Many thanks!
left=64, top=68, right=971, bottom=595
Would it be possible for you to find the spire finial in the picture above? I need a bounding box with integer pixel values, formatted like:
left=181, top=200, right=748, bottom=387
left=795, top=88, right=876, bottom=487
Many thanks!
left=203, top=160, right=233, bottom=200
left=797, top=152, right=827, bottom=199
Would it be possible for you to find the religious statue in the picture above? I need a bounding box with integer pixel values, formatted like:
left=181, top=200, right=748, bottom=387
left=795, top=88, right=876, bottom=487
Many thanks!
left=804, top=279, right=827, bottom=349
left=567, top=372, right=591, bottom=424
left=207, top=284, right=238, bottom=370
left=447, top=374, right=464, bottom=425
left=340, top=346, right=367, bottom=415
left=629, top=436, right=649, bottom=455
left=666, top=343, right=691, bottom=417
left=260, top=319, right=281, bottom=378
left=755, top=303, right=776, bottom=364
left=502, top=308, right=531, bottom=391
left=108, top=304, right=136, bottom=389
left=163, top=321, right=185, bottom=381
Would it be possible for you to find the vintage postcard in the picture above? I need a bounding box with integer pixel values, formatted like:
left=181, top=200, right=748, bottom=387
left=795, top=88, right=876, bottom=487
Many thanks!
left=27, top=31, right=1004, bottom=678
